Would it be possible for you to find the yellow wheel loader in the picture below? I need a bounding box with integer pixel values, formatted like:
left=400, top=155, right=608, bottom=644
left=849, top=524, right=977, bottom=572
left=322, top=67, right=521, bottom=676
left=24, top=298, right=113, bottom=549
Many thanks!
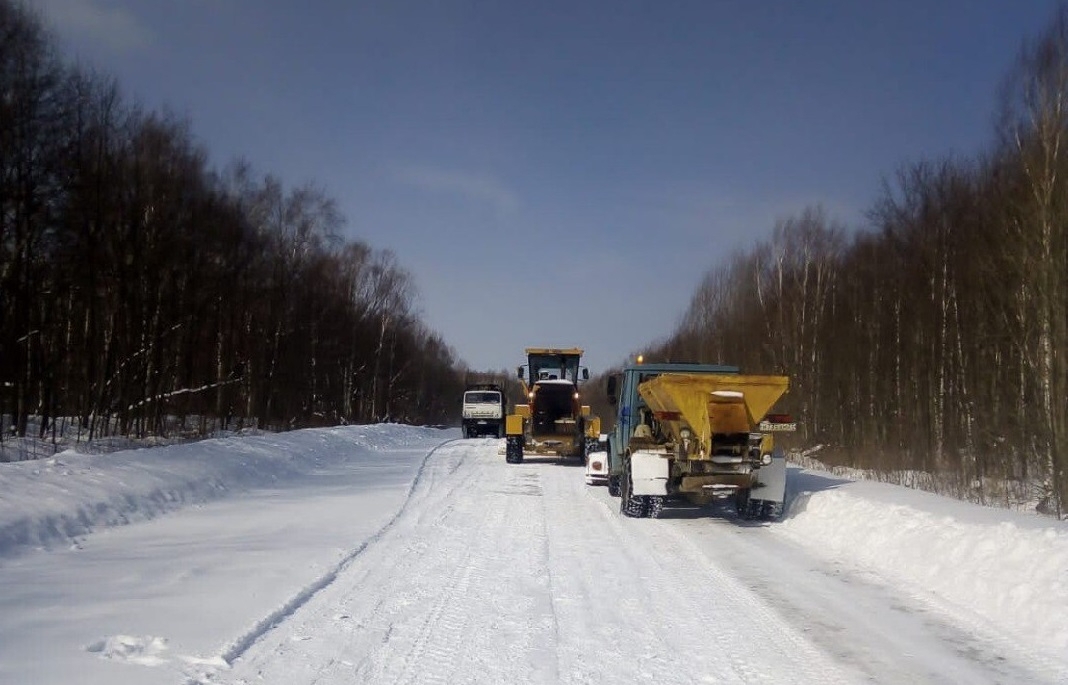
left=504, top=348, right=600, bottom=464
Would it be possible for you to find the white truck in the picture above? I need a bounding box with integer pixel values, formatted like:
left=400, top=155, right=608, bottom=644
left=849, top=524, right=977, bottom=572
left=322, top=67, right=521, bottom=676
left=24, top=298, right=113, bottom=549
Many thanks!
left=461, top=384, right=507, bottom=438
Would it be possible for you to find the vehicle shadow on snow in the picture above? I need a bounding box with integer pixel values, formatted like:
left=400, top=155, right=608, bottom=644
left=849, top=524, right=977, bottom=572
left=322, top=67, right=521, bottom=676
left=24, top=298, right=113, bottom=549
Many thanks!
left=509, top=456, right=585, bottom=467
left=782, top=466, right=851, bottom=519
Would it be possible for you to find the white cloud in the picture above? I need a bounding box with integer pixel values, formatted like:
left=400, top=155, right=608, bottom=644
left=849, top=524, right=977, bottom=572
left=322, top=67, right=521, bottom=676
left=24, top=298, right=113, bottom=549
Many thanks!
left=33, top=0, right=153, bottom=54
left=393, top=164, right=520, bottom=216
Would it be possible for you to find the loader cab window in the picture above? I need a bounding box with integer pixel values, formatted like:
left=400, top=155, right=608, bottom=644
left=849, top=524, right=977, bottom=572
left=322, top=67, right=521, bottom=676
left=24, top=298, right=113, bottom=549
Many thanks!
left=528, top=353, right=581, bottom=384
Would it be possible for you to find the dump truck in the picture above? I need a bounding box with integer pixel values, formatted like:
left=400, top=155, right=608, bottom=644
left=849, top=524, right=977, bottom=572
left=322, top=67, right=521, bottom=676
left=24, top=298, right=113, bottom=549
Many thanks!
left=605, top=360, right=796, bottom=519
left=505, top=347, right=601, bottom=464
left=461, top=383, right=507, bottom=438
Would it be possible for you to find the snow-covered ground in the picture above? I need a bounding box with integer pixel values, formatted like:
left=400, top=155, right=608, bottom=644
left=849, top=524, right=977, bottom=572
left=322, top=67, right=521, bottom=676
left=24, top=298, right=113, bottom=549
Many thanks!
left=0, top=424, right=1065, bottom=684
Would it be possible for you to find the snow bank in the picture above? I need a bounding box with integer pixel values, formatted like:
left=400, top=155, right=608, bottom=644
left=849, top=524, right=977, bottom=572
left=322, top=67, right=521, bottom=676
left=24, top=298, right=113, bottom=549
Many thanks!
left=782, top=468, right=1068, bottom=662
left=0, top=424, right=445, bottom=557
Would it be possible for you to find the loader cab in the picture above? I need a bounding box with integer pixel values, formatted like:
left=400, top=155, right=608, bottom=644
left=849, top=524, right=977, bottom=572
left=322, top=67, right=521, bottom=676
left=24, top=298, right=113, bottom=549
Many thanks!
left=521, top=349, right=587, bottom=386
left=519, top=347, right=589, bottom=440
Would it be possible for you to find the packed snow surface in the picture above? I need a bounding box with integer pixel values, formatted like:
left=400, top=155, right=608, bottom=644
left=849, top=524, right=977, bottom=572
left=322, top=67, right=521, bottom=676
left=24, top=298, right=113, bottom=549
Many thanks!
left=0, top=424, right=1065, bottom=684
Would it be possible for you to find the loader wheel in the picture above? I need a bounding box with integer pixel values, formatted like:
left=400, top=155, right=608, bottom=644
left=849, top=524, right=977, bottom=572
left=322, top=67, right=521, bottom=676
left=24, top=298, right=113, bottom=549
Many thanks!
left=735, top=488, right=752, bottom=519
left=505, top=436, right=524, bottom=464
left=607, top=475, right=621, bottom=498
left=620, top=456, right=648, bottom=518
left=647, top=496, right=665, bottom=519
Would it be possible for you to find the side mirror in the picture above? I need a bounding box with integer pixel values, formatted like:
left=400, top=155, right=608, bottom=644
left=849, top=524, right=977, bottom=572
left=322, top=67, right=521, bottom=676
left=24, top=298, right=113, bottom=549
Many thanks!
left=582, top=368, right=589, bottom=380
left=516, top=366, right=523, bottom=380
left=606, top=375, right=618, bottom=405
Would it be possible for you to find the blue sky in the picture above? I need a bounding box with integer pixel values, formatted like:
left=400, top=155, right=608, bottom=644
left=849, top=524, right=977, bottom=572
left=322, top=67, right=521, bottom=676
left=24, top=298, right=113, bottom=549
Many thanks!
left=29, top=0, right=1062, bottom=374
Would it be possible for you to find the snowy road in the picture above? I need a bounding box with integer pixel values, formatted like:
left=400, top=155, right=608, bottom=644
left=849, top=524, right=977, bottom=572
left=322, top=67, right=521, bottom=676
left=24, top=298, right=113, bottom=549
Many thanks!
left=212, top=439, right=1057, bottom=685
left=2, top=427, right=1065, bottom=684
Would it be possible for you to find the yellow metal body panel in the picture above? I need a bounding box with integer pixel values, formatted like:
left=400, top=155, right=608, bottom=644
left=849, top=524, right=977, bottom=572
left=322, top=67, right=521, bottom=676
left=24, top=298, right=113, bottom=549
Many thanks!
left=638, top=373, right=789, bottom=443
left=515, top=404, right=531, bottom=419
left=524, top=347, right=584, bottom=356
left=580, top=405, right=591, bottom=417
left=586, top=416, right=601, bottom=438
left=505, top=414, right=524, bottom=436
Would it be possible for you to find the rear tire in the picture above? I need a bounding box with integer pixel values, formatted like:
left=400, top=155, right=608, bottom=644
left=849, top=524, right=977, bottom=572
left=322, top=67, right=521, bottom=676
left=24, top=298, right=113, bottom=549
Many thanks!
left=505, top=436, right=524, bottom=464
left=759, top=500, right=783, bottom=520
left=735, top=487, right=752, bottom=518
left=607, top=475, right=621, bottom=497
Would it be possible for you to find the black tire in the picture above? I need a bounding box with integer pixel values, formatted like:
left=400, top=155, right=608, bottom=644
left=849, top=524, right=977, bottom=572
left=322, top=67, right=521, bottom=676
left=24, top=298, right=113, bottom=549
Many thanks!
left=760, top=500, right=783, bottom=521
left=735, top=487, right=751, bottom=518
left=505, top=436, right=524, bottom=464
left=607, top=475, right=621, bottom=497
left=647, top=496, right=665, bottom=519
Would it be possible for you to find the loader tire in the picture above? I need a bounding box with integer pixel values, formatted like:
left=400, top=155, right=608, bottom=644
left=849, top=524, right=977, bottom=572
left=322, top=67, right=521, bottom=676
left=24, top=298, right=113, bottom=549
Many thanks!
left=647, top=496, right=665, bottom=519
left=607, top=475, right=621, bottom=498
left=505, top=436, right=524, bottom=464
left=735, top=488, right=751, bottom=518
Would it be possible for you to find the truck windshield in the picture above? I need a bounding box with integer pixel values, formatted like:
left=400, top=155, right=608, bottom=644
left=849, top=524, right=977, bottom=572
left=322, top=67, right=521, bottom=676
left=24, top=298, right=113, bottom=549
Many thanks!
left=465, top=392, right=500, bottom=403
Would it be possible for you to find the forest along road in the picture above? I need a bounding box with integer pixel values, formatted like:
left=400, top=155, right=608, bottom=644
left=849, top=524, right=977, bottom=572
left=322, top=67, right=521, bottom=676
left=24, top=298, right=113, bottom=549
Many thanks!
left=211, top=440, right=1055, bottom=685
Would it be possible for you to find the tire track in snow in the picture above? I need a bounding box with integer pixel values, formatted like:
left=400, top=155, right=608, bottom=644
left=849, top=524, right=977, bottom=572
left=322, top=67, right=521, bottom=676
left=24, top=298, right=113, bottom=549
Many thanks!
left=213, top=437, right=463, bottom=668
left=213, top=440, right=560, bottom=685
left=542, top=469, right=855, bottom=685
left=347, top=448, right=559, bottom=685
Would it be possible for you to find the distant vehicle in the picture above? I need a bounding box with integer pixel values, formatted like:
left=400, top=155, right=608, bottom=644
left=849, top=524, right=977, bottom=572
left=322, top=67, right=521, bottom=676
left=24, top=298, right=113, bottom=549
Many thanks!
left=585, top=434, right=610, bottom=485
left=461, top=384, right=507, bottom=438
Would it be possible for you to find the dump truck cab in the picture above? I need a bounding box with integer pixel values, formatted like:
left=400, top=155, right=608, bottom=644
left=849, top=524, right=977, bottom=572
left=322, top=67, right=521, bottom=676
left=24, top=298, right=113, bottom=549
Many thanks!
left=605, top=360, right=794, bottom=520
left=461, top=383, right=507, bottom=438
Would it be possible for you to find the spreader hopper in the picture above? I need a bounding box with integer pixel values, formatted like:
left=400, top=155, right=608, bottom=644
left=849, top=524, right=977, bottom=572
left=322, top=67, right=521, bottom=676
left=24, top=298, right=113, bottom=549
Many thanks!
left=638, top=373, right=790, bottom=441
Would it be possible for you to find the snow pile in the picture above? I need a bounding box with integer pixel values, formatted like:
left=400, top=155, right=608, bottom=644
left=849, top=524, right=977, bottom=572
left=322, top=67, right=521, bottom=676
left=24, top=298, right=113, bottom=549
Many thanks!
left=0, top=423, right=444, bottom=556
left=782, top=468, right=1068, bottom=661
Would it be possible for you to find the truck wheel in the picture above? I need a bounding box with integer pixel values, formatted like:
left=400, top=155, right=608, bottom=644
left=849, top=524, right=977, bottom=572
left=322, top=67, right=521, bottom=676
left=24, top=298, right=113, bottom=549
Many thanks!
left=620, top=457, right=648, bottom=518
left=760, top=500, right=783, bottom=520
left=505, top=436, right=524, bottom=464
left=607, top=475, right=621, bottom=498
left=647, top=496, right=665, bottom=519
